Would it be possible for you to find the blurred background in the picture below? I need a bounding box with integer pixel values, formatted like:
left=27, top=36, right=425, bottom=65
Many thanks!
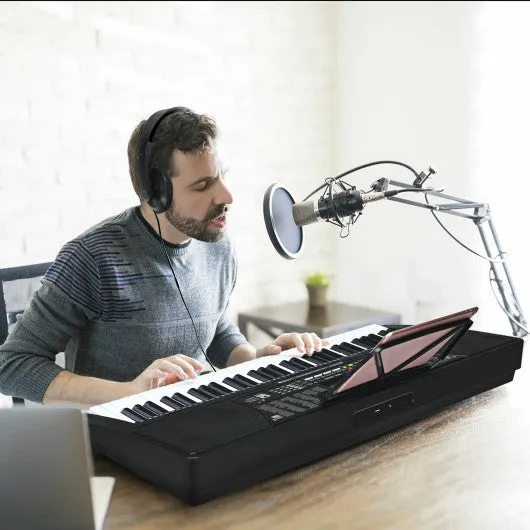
left=0, top=0, right=528, bottom=343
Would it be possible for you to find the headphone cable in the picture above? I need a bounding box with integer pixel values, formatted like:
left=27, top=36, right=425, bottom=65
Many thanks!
left=154, top=212, right=217, bottom=374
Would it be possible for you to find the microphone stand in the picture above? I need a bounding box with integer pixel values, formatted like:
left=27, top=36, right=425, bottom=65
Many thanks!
left=378, top=176, right=528, bottom=338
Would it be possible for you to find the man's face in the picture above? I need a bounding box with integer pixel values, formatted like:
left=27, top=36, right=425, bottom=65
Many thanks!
left=165, top=149, right=233, bottom=243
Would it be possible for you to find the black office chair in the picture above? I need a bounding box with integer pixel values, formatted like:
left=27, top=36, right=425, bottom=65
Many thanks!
left=0, top=262, right=53, bottom=406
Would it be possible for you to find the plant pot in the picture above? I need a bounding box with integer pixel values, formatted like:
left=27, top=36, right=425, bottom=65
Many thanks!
left=306, top=285, right=328, bottom=307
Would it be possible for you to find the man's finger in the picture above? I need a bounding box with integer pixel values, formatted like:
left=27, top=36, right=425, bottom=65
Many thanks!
left=311, top=332, right=322, bottom=351
left=158, top=360, right=192, bottom=380
left=149, top=369, right=169, bottom=390
left=284, top=333, right=305, bottom=353
left=174, top=354, right=204, bottom=371
left=160, top=372, right=185, bottom=386
left=256, top=344, right=281, bottom=358
left=268, top=344, right=282, bottom=355
left=300, top=332, right=315, bottom=354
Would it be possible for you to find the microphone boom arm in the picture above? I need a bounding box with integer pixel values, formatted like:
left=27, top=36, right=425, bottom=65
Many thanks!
left=385, top=179, right=528, bottom=338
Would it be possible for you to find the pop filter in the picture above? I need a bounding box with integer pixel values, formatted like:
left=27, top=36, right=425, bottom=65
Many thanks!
left=263, top=183, right=304, bottom=260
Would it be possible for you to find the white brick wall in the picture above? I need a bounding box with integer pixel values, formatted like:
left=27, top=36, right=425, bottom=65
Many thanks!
left=0, top=1, right=339, bottom=339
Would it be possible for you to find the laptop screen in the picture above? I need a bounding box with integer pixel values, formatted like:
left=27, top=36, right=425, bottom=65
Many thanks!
left=0, top=407, right=97, bottom=530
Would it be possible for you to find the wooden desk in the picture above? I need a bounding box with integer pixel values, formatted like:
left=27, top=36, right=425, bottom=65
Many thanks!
left=95, top=351, right=530, bottom=529
left=238, top=301, right=401, bottom=340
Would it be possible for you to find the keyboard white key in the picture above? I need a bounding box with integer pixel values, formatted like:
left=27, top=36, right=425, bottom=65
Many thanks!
left=88, top=324, right=388, bottom=423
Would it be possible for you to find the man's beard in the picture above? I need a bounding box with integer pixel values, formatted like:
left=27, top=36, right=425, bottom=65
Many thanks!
left=165, top=204, right=228, bottom=243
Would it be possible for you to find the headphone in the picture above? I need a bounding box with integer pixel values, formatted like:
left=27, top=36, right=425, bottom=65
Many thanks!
left=137, top=107, right=182, bottom=214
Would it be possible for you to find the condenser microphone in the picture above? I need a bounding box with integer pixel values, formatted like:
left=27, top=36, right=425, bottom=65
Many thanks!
left=263, top=183, right=399, bottom=259
left=292, top=189, right=398, bottom=226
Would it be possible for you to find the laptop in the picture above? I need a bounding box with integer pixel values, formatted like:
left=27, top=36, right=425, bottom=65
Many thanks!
left=0, top=407, right=114, bottom=530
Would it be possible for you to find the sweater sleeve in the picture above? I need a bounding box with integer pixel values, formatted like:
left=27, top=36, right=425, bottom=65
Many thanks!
left=206, top=309, right=248, bottom=368
left=0, top=241, right=101, bottom=402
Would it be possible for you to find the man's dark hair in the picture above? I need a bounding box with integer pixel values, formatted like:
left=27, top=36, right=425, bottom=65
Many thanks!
left=127, top=107, right=218, bottom=199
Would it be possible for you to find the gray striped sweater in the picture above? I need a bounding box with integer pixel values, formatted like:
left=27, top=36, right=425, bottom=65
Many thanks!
left=0, top=207, right=247, bottom=403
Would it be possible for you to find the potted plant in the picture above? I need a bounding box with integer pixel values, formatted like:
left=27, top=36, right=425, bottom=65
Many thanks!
left=304, top=270, right=331, bottom=307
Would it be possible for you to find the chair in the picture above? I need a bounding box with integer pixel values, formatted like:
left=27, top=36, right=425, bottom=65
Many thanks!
left=0, top=262, right=53, bottom=406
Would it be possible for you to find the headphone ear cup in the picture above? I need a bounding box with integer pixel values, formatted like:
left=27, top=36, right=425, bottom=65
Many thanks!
left=149, top=168, right=173, bottom=213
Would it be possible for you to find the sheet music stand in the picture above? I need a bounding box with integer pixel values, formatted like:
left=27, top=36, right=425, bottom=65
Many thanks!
left=324, top=306, right=478, bottom=403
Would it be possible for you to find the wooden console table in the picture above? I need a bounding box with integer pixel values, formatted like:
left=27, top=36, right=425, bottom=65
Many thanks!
left=237, top=301, right=401, bottom=340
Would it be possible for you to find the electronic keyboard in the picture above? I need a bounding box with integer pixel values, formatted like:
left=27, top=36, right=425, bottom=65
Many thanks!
left=87, top=322, right=524, bottom=505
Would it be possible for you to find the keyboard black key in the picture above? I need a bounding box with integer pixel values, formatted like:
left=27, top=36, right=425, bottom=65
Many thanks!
left=279, top=360, right=305, bottom=372
left=332, top=342, right=364, bottom=355
left=289, top=357, right=317, bottom=369
left=352, top=338, right=373, bottom=349
left=265, top=365, right=291, bottom=377
left=207, top=382, right=234, bottom=395
left=222, top=377, right=247, bottom=391
left=188, top=388, right=212, bottom=401
left=322, top=347, right=346, bottom=358
left=198, top=385, right=223, bottom=398
left=143, top=401, right=167, bottom=416
left=366, top=333, right=384, bottom=344
left=132, top=404, right=155, bottom=420
left=302, top=354, right=326, bottom=364
left=122, top=407, right=146, bottom=422
left=197, top=385, right=224, bottom=399
left=233, top=374, right=258, bottom=387
left=306, top=352, right=330, bottom=363
left=160, top=396, right=185, bottom=410
left=361, top=334, right=381, bottom=347
left=171, top=393, right=197, bottom=407
left=311, top=350, right=338, bottom=362
left=257, top=366, right=281, bottom=379
left=199, top=384, right=224, bottom=398
left=246, top=369, right=272, bottom=382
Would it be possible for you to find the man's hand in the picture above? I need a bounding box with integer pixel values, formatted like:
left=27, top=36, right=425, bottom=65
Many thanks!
left=255, top=332, right=329, bottom=358
left=130, top=354, right=204, bottom=392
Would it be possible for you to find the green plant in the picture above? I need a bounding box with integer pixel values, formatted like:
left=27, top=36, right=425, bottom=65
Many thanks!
left=304, top=270, right=330, bottom=288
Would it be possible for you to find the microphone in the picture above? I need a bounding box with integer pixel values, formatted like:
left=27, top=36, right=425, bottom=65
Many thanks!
left=292, top=189, right=397, bottom=226
left=263, top=162, right=440, bottom=260
left=263, top=183, right=399, bottom=259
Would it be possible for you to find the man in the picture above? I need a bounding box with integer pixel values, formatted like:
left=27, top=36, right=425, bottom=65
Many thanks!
left=0, top=106, right=326, bottom=406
